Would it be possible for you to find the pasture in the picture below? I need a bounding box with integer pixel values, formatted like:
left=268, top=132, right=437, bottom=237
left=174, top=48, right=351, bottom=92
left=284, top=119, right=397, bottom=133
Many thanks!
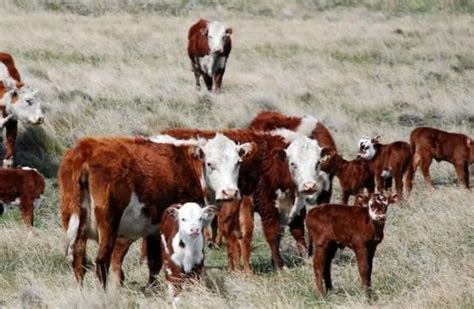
left=0, top=1, right=473, bottom=307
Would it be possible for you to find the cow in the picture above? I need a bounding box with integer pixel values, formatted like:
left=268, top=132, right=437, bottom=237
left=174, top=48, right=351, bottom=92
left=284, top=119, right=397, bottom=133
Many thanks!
left=0, top=167, right=45, bottom=227
left=159, top=128, right=326, bottom=269
left=160, top=203, right=216, bottom=304
left=59, top=134, right=254, bottom=288
left=410, top=127, right=473, bottom=189
left=249, top=111, right=337, bottom=204
left=0, top=53, right=44, bottom=167
left=358, top=136, right=413, bottom=198
left=187, top=19, right=232, bottom=92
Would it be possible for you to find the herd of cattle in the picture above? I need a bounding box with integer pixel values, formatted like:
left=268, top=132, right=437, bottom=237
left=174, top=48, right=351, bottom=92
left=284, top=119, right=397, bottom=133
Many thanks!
left=0, top=18, right=473, bottom=303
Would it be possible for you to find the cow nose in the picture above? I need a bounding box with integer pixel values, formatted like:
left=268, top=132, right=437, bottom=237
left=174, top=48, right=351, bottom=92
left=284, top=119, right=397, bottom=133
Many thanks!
left=303, top=182, right=317, bottom=192
left=214, top=47, right=223, bottom=53
left=37, top=117, right=44, bottom=124
left=222, top=189, right=238, bottom=200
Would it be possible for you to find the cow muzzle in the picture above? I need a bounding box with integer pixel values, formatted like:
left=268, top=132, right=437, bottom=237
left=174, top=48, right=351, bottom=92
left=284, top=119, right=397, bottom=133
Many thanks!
left=301, top=181, right=318, bottom=194
left=216, top=188, right=240, bottom=202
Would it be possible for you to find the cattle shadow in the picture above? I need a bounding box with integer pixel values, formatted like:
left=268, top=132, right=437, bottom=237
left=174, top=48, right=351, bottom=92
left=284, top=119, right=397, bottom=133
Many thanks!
left=0, top=125, right=63, bottom=178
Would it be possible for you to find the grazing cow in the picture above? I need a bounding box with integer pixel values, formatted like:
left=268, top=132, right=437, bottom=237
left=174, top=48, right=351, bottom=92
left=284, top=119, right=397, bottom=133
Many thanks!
left=410, top=127, right=473, bottom=189
left=358, top=136, right=413, bottom=197
left=59, top=134, right=253, bottom=288
left=0, top=167, right=45, bottom=227
left=320, top=148, right=375, bottom=204
left=306, top=193, right=399, bottom=296
left=160, top=128, right=326, bottom=269
left=249, top=111, right=337, bottom=204
left=160, top=203, right=216, bottom=303
left=0, top=53, right=44, bottom=167
left=187, top=19, right=232, bottom=92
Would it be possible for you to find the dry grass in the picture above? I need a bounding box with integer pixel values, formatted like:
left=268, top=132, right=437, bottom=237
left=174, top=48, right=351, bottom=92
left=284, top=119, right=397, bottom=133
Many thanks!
left=0, top=2, right=473, bottom=308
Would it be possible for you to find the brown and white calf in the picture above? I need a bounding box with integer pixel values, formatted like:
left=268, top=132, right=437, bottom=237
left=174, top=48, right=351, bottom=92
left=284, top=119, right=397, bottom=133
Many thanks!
left=0, top=167, right=45, bottom=227
left=249, top=111, right=337, bottom=204
left=160, top=203, right=216, bottom=302
left=0, top=53, right=44, bottom=167
left=187, top=19, right=232, bottom=92
left=320, top=148, right=375, bottom=204
left=59, top=134, right=253, bottom=288
left=410, top=127, right=474, bottom=189
left=358, top=136, right=413, bottom=197
left=306, top=193, right=399, bottom=296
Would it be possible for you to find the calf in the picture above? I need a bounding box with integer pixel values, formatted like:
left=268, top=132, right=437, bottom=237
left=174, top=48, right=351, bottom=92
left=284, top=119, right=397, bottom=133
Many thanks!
left=358, top=136, right=413, bottom=197
left=0, top=167, right=45, bottom=227
left=306, top=193, right=399, bottom=296
left=188, top=19, right=232, bottom=92
left=249, top=111, right=337, bottom=204
left=0, top=53, right=44, bottom=167
left=410, top=127, right=473, bottom=189
left=320, top=148, right=375, bottom=204
left=160, top=203, right=216, bottom=302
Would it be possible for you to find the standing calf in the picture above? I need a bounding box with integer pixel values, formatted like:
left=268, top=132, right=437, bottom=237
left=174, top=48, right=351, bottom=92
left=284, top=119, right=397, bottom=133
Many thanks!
left=160, top=203, right=216, bottom=302
left=306, top=193, right=399, bottom=296
left=410, top=127, right=473, bottom=189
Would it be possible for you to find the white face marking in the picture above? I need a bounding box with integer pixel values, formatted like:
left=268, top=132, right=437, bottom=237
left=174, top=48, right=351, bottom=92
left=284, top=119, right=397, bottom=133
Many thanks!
left=368, top=196, right=388, bottom=221
left=170, top=203, right=216, bottom=273
left=202, top=134, right=249, bottom=202
left=118, top=192, right=158, bottom=239
left=0, top=63, right=9, bottom=80
left=358, top=137, right=376, bottom=160
left=296, top=115, right=318, bottom=137
left=207, top=21, right=229, bottom=54
left=3, top=81, right=44, bottom=125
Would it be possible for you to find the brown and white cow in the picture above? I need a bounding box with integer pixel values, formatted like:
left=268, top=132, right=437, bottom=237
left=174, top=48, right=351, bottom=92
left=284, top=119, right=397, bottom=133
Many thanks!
left=410, top=127, right=473, bottom=189
left=0, top=167, right=45, bottom=227
left=187, top=19, right=232, bottom=92
left=59, top=134, right=253, bottom=288
left=249, top=111, right=337, bottom=204
left=159, top=128, right=326, bottom=269
left=358, top=136, right=413, bottom=198
left=0, top=53, right=44, bottom=167
left=160, top=203, right=216, bottom=303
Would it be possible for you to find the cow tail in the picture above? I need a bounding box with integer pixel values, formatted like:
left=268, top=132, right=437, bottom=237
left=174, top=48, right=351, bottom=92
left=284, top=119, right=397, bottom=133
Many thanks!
left=405, top=146, right=415, bottom=195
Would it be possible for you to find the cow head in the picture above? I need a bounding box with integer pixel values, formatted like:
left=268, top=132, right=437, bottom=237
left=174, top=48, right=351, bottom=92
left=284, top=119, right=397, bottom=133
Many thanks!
left=358, top=135, right=380, bottom=160
left=366, top=193, right=399, bottom=222
left=1, top=78, right=44, bottom=125
left=285, top=135, right=324, bottom=202
left=204, top=21, right=232, bottom=54
left=202, top=134, right=256, bottom=203
left=168, top=203, right=217, bottom=240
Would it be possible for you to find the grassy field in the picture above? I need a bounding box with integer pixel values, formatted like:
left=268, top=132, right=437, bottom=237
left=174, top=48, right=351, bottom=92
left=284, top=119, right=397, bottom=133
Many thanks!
left=0, top=1, right=473, bottom=308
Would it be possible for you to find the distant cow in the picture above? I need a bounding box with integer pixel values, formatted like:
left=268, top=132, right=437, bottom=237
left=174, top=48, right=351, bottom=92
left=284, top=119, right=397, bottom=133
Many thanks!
left=59, top=134, right=253, bottom=288
left=187, top=19, right=232, bottom=92
left=249, top=111, right=337, bottom=204
left=410, top=127, right=473, bottom=189
left=358, top=136, right=413, bottom=198
left=0, top=167, right=45, bottom=227
left=160, top=203, right=216, bottom=302
left=0, top=53, right=44, bottom=167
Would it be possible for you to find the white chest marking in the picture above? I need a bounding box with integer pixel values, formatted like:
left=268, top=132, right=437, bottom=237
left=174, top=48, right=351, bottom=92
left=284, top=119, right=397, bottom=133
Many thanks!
left=274, top=189, right=294, bottom=226
left=199, top=55, right=226, bottom=77
left=170, top=234, right=204, bottom=273
left=118, top=192, right=158, bottom=240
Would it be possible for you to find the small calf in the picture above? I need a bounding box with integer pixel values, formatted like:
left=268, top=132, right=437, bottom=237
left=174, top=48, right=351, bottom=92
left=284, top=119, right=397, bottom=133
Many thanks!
left=410, top=127, right=473, bottom=189
left=306, top=193, right=399, bottom=296
left=160, top=203, right=216, bottom=301
left=358, top=136, right=413, bottom=197
left=320, top=148, right=375, bottom=204
left=0, top=167, right=45, bottom=227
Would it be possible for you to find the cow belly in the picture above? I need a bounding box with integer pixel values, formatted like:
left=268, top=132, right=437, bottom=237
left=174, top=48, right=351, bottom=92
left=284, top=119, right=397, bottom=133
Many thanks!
left=118, top=193, right=159, bottom=240
left=199, top=55, right=226, bottom=77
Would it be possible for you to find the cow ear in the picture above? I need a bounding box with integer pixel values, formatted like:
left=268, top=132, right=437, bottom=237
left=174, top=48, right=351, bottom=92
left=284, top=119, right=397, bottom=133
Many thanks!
left=388, top=194, right=400, bottom=205
left=238, top=142, right=257, bottom=161
left=320, top=147, right=332, bottom=162
left=202, top=205, right=216, bottom=226
left=200, top=27, right=208, bottom=37
left=273, top=148, right=286, bottom=161
left=354, top=194, right=369, bottom=207
left=167, top=206, right=180, bottom=220
left=190, top=146, right=204, bottom=160
left=373, top=135, right=381, bottom=143
left=225, top=27, right=232, bottom=35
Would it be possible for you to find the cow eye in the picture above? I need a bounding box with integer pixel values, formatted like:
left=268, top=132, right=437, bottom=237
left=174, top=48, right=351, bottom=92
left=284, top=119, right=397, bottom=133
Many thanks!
left=290, top=162, right=296, bottom=168
left=181, top=218, right=186, bottom=222
left=209, top=35, right=213, bottom=39
left=26, top=99, right=33, bottom=106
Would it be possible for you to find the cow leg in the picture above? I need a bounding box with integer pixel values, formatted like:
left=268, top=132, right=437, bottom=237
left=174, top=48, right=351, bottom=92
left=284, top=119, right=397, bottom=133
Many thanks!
left=366, top=243, right=377, bottom=291
left=374, top=173, right=384, bottom=193
left=341, top=190, right=351, bottom=205
left=202, top=74, right=213, bottom=92
left=19, top=197, right=34, bottom=228
left=239, top=196, right=254, bottom=271
left=288, top=212, right=307, bottom=258
left=455, top=161, right=470, bottom=189
left=314, top=243, right=328, bottom=296
left=354, top=245, right=371, bottom=295
left=193, top=69, right=201, bottom=90
left=393, top=171, right=404, bottom=198
left=111, top=238, right=134, bottom=287
left=261, top=214, right=284, bottom=269
left=213, top=68, right=225, bottom=92
left=218, top=201, right=242, bottom=271
left=420, top=157, right=433, bottom=188
left=72, top=232, right=88, bottom=285
left=3, top=120, right=17, bottom=167
left=323, top=242, right=338, bottom=291
left=146, top=234, right=162, bottom=286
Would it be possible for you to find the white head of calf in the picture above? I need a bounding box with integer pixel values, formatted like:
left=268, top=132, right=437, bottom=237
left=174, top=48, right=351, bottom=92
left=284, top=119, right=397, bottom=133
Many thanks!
left=358, top=136, right=380, bottom=160
left=205, top=21, right=232, bottom=54
left=1, top=78, right=44, bottom=125
left=202, top=133, right=256, bottom=202
left=169, top=203, right=216, bottom=273
left=357, top=193, right=399, bottom=222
